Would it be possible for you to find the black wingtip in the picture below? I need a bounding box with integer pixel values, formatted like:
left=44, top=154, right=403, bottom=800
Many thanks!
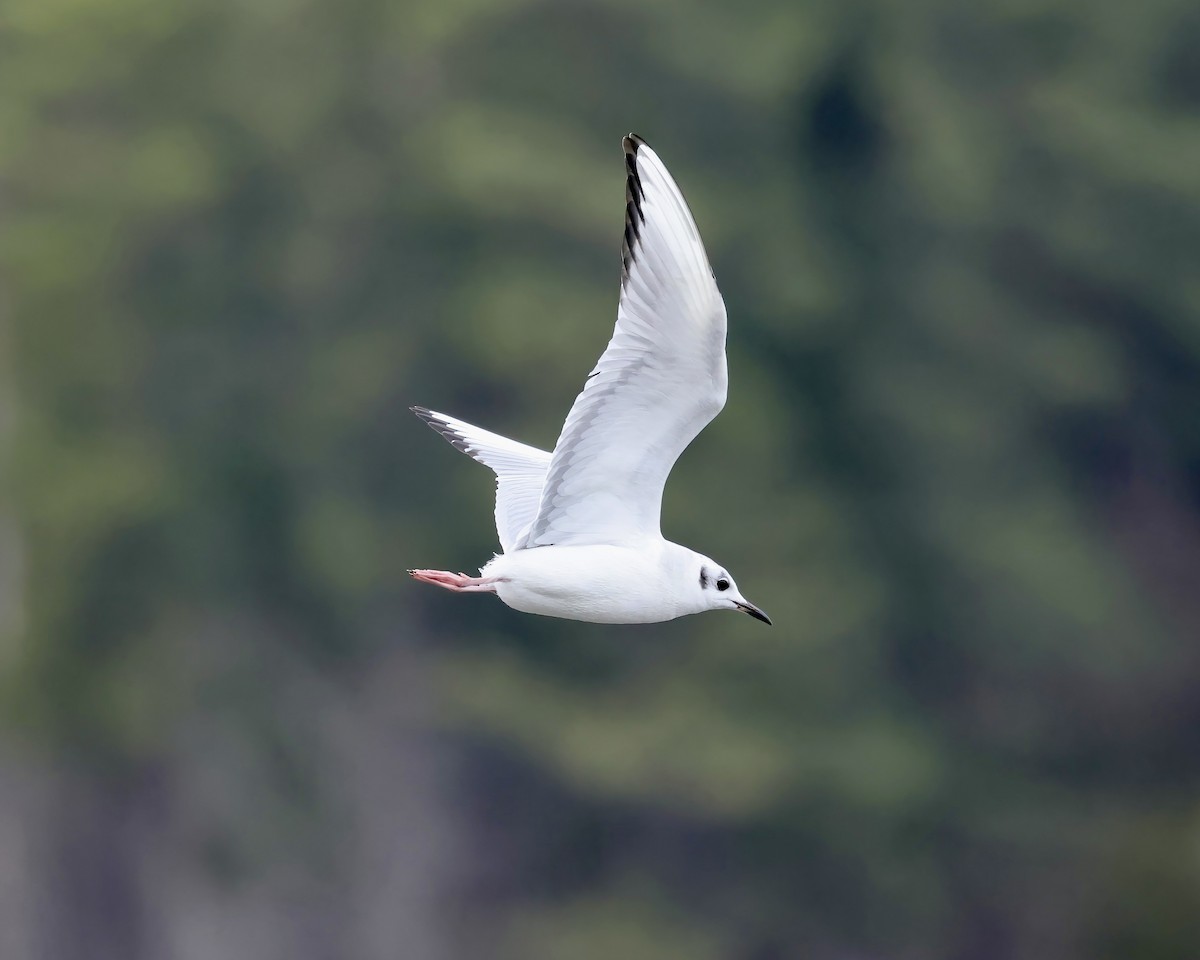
left=620, top=134, right=649, bottom=286
left=411, top=405, right=477, bottom=457
left=411, top=405, right=445, bottom=432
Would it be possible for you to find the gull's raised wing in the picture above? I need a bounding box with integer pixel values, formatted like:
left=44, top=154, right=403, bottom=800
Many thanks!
left=517, top=135, right=728, bottom=549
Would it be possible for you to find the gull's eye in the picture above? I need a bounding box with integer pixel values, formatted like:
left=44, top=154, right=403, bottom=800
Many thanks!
left=716, top=578, right=730, bottom=592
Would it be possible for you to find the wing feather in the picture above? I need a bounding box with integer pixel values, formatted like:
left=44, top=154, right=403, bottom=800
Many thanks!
left=411, top=407, right=550, bottom=553
left=518, top=135, right=728, bottom=549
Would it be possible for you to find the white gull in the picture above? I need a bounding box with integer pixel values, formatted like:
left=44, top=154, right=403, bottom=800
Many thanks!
left=410, top=134, right=771, bottom=625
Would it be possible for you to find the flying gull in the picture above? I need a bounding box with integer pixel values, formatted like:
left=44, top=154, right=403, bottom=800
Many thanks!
left=410, top=134, right=771, bottom=625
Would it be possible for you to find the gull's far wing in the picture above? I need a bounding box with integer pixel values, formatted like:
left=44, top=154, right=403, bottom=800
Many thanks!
left=517, top=135, right=728, bottom=549
left=411, top=407, right=551, bottom=553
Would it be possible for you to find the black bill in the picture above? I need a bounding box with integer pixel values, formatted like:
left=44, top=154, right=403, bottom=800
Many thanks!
left=735, top=601, right=773, bottom=625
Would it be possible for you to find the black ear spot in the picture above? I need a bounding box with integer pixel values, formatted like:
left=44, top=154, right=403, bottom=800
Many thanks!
left=699, top=567, right=709, bottom=589
left=716, top=578, right=730, bottom=592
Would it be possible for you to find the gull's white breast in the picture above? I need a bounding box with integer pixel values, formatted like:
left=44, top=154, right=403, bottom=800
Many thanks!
left=483, top=540, right=684, bottom=624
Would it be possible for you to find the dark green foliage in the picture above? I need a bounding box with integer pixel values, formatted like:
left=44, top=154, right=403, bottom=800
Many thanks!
left=2, top=0, right=1198, bottom=957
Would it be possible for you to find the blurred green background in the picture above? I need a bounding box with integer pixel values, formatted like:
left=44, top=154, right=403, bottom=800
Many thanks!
left=2, top=0, right=1199, bottom=957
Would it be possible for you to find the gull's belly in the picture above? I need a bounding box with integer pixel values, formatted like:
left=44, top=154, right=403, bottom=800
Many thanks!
left=483, top=543, right=679, bottom=624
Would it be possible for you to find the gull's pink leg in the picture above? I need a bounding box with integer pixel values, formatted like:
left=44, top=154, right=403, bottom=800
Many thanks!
left=409, top=569, right=502, bottom=593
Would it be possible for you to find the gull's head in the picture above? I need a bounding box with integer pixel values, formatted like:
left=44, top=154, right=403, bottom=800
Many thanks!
left=690, top=554, right=772, bottom=625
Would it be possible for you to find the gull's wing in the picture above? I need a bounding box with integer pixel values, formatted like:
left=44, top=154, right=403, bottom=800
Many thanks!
left=517, top=135, right=728, bottom=549
left=411, top=407, right=551, bottom=553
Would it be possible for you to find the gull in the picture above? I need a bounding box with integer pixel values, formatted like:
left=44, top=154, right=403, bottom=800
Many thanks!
left=410, top=134, right=771, bottom=625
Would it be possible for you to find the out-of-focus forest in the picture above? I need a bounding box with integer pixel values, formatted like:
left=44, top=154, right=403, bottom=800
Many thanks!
left=2, top=0, right=1199, bottom=957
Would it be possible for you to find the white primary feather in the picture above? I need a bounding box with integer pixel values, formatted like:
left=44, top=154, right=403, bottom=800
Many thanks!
left=517, top=134, right=728, bottom=549
left=410, top=407, right=550, bottom=553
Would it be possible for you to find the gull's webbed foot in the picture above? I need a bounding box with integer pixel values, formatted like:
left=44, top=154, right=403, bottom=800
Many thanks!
left=409, top=569, right=500, bottom=593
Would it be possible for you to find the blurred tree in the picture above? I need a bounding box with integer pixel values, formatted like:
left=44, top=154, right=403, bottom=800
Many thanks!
left=1, top=0, right=1198, bottom=958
